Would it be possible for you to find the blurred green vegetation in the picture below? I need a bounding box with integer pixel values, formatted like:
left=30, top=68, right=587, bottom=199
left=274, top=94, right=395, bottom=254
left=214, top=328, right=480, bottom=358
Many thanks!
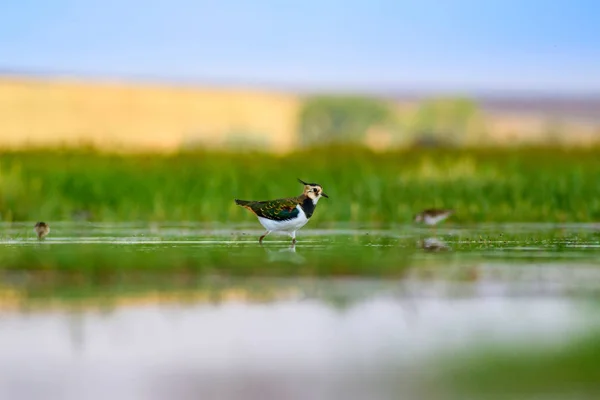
left=298, top=96, right=395, bottom=146
left=436, top=331, right=600, bottom=399
left=410, top=97, right=486, bottom=146
left=1, top=146, right=600, bottom=223
left=297, top=95, right=487, bottom=147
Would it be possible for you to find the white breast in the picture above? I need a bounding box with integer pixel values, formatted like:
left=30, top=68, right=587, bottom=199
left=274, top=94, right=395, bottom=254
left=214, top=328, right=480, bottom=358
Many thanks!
left=257, top=205, right=309, bottom=232
left=424, top=214, right=449, bottom=225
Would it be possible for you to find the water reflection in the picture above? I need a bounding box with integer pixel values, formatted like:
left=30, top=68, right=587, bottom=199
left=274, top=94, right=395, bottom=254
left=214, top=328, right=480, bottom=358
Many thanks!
left=419, top=237, right=450, bottom=252
left=263, top=244, right=306, bottom=264
left=0, top=285, right=598, bottom=400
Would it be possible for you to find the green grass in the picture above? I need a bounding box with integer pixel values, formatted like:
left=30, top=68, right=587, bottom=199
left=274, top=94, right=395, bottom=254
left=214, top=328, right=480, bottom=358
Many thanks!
left=1, top=146, right=600, bottom=224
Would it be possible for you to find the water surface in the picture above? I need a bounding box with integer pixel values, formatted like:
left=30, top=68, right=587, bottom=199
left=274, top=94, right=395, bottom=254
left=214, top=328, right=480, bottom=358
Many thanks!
left=1, top=222, right=600, bottom=399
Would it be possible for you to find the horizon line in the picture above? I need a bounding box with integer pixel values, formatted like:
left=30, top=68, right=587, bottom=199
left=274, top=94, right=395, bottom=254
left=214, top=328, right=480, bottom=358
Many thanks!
left=1, top=66, right=600, bottom=100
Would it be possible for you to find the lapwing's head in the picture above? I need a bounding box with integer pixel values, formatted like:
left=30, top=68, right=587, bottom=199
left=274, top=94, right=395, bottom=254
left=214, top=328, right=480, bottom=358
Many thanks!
left=34, top=221, right=48, bottom=230
left=413, top=213, right=424, bottom=223
left=298, top=178, right=329, bottom=203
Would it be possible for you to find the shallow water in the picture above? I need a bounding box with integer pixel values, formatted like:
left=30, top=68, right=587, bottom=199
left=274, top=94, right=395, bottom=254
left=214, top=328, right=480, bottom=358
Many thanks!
left=1, top=222, right=600, bottom=399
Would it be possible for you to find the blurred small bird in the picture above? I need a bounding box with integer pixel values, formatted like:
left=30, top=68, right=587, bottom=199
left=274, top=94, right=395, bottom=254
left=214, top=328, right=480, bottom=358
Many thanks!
left=414, top=209, right=454, bottom=226
left=34, top=222, right=50, bottom=240
left=235, top=178, right=329, bottom=244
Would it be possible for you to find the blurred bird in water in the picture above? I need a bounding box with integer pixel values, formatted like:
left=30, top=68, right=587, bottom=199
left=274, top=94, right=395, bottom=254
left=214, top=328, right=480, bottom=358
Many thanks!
left=235, top=178, right=329, bottom=244
left=414, top=209, right=454, bottom=226
left=34, top=221, right=50, bottom=240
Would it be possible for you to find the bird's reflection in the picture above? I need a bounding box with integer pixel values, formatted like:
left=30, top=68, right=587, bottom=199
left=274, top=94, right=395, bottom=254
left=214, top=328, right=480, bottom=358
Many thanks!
left=263, top=243, right=306, bottom=264
left=419, top=237, right=451, bottom=252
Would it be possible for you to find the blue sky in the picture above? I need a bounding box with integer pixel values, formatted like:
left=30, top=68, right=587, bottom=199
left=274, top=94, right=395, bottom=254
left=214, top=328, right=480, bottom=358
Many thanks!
left=1, top=0, right=599, bottom=93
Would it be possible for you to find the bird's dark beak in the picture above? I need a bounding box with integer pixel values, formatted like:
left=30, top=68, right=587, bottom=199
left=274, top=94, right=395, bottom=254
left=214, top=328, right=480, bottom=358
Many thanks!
left=322, top=192, right=329, bottom=198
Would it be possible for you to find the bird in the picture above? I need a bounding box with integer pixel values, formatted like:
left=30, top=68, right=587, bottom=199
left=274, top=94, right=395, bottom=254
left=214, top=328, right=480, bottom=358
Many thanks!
left=235, top=178, right=329, bottom=244
left=34, top=221, right=50, bottom=240
left=414, top=209, right=454, bottom=226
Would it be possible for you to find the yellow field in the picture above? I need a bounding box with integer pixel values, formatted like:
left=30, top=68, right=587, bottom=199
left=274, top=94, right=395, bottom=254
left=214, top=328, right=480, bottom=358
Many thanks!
left=1, top=76, right=598, bottom=152
left=0, top=77, right=300, bottom=152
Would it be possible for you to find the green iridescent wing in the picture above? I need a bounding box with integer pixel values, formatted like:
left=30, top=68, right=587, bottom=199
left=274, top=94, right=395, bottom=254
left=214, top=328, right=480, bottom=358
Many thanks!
left=235, top=197, right=300, bottom=221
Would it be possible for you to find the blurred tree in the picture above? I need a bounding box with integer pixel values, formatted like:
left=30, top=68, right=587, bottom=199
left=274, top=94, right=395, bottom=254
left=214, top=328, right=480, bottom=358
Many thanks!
left=410, top=97, right=484, bottom=147
left=297, top=96, right=393, bottom=146
left=543, top=116, right=565, bottom=145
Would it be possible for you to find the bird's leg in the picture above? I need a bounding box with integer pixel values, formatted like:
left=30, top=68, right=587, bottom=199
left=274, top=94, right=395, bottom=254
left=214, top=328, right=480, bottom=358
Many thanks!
left=290, top=231, right=297, bottom=245
left=259, top=231, right=271, bottom=245
left=429, top=225, right=437, bottom=235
